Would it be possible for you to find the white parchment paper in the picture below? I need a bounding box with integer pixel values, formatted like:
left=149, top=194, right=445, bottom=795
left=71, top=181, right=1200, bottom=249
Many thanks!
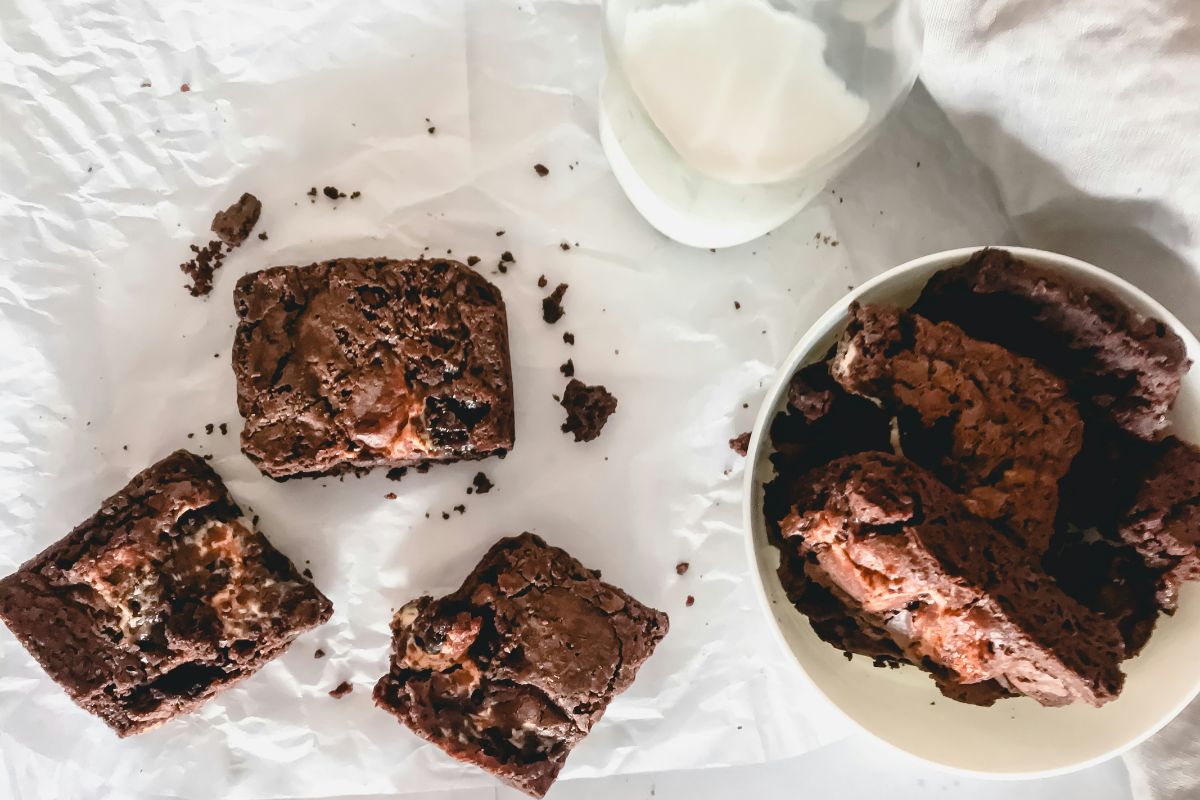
left=0, top=1, right=1012, bottom=797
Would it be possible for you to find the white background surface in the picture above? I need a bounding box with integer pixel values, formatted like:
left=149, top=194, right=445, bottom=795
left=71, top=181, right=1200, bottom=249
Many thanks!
left=1, top=0, right=1193, bottom=797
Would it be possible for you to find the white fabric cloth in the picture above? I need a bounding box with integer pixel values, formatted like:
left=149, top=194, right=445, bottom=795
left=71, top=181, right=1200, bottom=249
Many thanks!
left=918, top=2, right=1200, bottom=797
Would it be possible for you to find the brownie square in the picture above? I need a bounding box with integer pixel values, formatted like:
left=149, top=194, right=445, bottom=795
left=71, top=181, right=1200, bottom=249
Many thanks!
left=233, top=257, right=515, bottom=479
left=373, top=533, right=669, bottom=798
left=0, top=450, right=332, bottom=736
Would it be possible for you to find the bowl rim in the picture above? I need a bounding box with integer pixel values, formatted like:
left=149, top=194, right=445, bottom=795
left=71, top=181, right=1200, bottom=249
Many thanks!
left=740, top=244, right=1200, bottom=779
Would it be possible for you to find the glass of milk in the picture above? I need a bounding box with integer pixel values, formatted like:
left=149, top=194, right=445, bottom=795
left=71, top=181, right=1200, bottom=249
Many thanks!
left=600, top=0, right=922, bottom=248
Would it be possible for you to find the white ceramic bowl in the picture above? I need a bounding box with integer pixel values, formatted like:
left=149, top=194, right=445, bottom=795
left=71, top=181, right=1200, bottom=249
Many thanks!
left=743, top=246, right=1200, bottom=777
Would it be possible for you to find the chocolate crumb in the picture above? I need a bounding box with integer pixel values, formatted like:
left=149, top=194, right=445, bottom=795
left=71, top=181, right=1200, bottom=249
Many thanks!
left=187, top=433, right=194, bottom=439
left=350, top=191, right=361, bottom=199
left=210, top=192, right=262, bottom=247
left=427, top=126, right=436, bottom=134
left=386, top=467, right=408, bottom=482
left=314, top=649, right=326, bottom=659
left=302, top=567, right=313, bottom=579
left=307, top=187, right=318, bottom=197
left=534, top=163, right=550, bottom=177
left=204, top=423, right=215, bottom=435
left=729, top=432, right=751, bottom=456
left=676, top=562, right=689, bottom=575
left=496, top=230, right=505, bottom=237
left=416, top=463, right=431, bottom=474
left=563, top=331, right=575, bottom=345
left=498, top=264, right=508, bottom=274
left=385, top=492, right=397, bottom=500
left=180, top=83, right=190, bottom=92
left=179, top=240, right=225, bottom=297
left=219, top=423, right=228, bottom=435
left=559, top=242, right=571, bottom=251
left=542, top=283, right=569, bottom=324
left=467, top=256, right=481, bottom=267
left=537, top=274, right=548, bottom=288
left=322, top=186, right=341, bottom=200
left=560, top=359, right=575, bottom=378
left=500, top=250, right=514, bottom=263
left=560, top=379, right=618, bottom=442
left=329, top=681, right=353, bottom=699
left=734, top=301, right=741, bottom=310
left=257, top=231, right=268, bottom=241
left=472, top=472, right=494, bottom=494
left=454, top=504, right=466, bottom=514
left=441, top=511, right=450, bottom=520
left=252, top=515, right=260, bottom=527
left=140, top=80, right=151, bottom=88
left=686, top=595, right=695, bottom=607
left=202, top=454, right=213, bottom=461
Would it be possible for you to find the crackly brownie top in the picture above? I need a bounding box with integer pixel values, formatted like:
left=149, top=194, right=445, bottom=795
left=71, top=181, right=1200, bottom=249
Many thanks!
left=374, top=533, right=668, bottom=798
left=913, top=248, right=1190, bottom=440
left=831, top=303, right=1083, bottom=552
left=233, top=258, right=514, bottom=478
left=0, top=450, right=331, bottom=732
left=781, top=452, right=1125, bottom=707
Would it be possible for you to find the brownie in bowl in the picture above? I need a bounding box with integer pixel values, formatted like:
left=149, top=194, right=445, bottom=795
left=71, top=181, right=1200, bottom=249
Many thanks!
left=374, top=533, right=668, bottom=797
left=763, top=248, right=1197, bottom=709
left=0, top=450, right=332, bottom=735
left=233, top=257, right=515, bottom=479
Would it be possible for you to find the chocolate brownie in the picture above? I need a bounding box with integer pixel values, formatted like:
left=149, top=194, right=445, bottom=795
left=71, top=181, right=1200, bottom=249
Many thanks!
left=373, top=533, right=668, bottom=798
left=559, top=379, right=617, bottom=442
left=831, top=303, right=1083, bottom=552
left=0, top=450, right=332, bottom=736
left=913, top=248, right=1190, bottom=440
left=1116, top=436, right=1200, bottom=609
left=781, top=452, right=1125, bottom=707
left=233, top=258, right=515, bottom=479
left=210, top=192, right=262, bottom=247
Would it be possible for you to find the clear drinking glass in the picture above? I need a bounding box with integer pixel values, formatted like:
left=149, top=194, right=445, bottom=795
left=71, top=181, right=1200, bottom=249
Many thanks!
left=600, top=0, right=923, bottom=248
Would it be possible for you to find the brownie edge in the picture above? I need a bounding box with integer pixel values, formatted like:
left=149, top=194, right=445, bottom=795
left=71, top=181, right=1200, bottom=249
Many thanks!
left=373, top=533, right=668, bottom=798
left=0, top=450, right=332, bottom=736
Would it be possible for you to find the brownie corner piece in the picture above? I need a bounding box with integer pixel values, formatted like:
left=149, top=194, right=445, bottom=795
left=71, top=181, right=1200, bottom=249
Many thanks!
left=0, top=449, right=332, bottom=736
left=373, top=532, right=668, bottom=798
left=232, top=257, right=515, bottom=479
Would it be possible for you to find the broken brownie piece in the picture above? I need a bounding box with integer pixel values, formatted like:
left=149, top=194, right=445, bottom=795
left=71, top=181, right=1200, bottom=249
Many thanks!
left=781, top=452, right=1125, bottom=707
left=559, top=379, right=617, bottom=442
left=913, top=248, right=1190, bottom=440
left=542, top=283, right=568, bottom=324
left=0, top=450, right=332, bottom=736
left=1116, top=436, right=1200, bottom=609
left=373, top=533, right=668, bottom=798
left=831, top=303, right=1083, bottom=552
left=233, top=258, right=515, bottom=479
left=210, top=192, right=262, bottom=247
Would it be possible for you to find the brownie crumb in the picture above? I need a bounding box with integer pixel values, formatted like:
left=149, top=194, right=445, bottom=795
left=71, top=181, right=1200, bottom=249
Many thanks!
left=537, top=274, right=548, bottom=289
left=179, top=240, right=225, bottom=297
left=560, top=379, right=618, bottom=442
left=302, top=567, right=313, bottom=579
left=386, top=467, right=408, bottom=482
left=252, top=515, right=260, bottom=527
left=314, top=649, right=326, bottom=659
left=496, top=230, right=505, bottom=237
left=257, top=231, right=268, bottom=241
left=140, top=80, right=151, bottom=88
left=686, top=595, right=695, bottom=607
left=563, top=331, right=575, bottom=345
left=500, top=251, right=514, bottom=263
left=472, top=472, right=494, bottom=494
left=180, top=83, right=190, bottom=92
left=416, top=463, right=431, bottom=474
left=385, top=492, right=397, bottom=500
left=559, top=359, right=575, bottom=378
left=467, top=255, right=481, bottom=267
left=427, top=126, right=436, bottom=134
left=734, top=301, right=741, bottom=310
left=534, top=163, right=550, bottom=177
left=729, top=432, right=751, bottom=456
left=329, top=681, right=353, bottom=699
left=186, top=433, right=194, bottom=439
left=210, top=193, right=262, bottom=247
left=558, top=242, right=571, bottom=252
left=542, top=283, right=569, bottom=324
left=454, top=504, right=466, bottom=514
left=676, top=562, right=689, bottom=575
left=441, top=511, right=450, bottom=520
left=498, top=264, right=508, bottom=274
left=350, top=191, right=361, bottom=199
left=219, top=422, right=228, bottom=435
left=322, top=186, right=344, bottom=200
left=204, top=423, right=215, bottom=435
left=307, top=187, right=318, bottom=198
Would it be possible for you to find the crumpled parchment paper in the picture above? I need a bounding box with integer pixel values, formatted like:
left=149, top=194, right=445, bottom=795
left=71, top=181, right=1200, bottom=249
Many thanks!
left=0, top=0, right=1012, bottom=797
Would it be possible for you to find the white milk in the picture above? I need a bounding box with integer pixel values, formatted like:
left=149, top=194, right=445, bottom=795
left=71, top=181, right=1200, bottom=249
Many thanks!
left=600, top=0, right=872, bottom=247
